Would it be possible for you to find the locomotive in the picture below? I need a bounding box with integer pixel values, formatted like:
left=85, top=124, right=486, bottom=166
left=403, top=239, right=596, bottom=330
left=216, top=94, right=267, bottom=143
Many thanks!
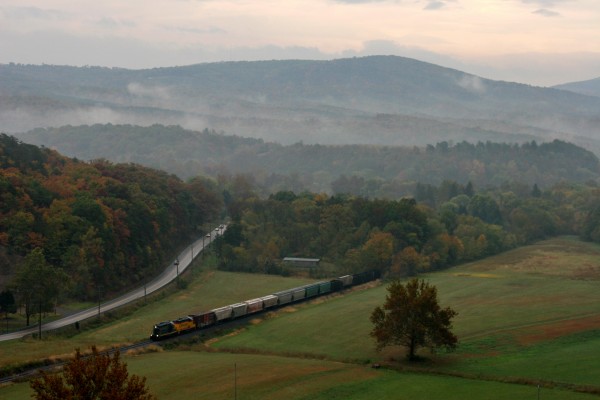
left=150, top=270, right=379, bottom=340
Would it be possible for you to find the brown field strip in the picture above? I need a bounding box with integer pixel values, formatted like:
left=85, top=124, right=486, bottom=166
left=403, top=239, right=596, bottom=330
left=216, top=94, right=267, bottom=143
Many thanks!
left=516, top=314, right=600, bottom=345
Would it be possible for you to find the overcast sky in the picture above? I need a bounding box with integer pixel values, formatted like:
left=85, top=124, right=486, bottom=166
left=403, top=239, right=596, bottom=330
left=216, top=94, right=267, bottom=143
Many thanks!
left=0, top=0, right=598, bottom=86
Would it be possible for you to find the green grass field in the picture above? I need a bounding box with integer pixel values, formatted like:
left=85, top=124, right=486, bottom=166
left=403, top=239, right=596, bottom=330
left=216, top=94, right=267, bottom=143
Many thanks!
left=2, top=351, right=596, bottom=400
left=0, top=269, right=316, bottom=368
left=1, top=236, right=600, bottom=399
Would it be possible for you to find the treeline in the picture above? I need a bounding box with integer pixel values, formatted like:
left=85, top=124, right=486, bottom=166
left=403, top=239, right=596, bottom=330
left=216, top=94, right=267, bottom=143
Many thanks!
left=0, top=134, right=221, bottom=300
left=214, top=179, right=600, bottom=278
left=16, top=124, right=600, bottom=196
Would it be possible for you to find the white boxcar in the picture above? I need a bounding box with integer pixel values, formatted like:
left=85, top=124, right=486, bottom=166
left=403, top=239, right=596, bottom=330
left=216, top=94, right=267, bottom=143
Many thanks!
left=245, top=298, right=264, bottom=314
left=261, top=295, right=278, bottom=309
left=212, top=305, right=233, bottom=322
left=338, top=275, right=353, bottom=287
left=231, top=302, right=248, bottom=318
left=292, top=287, right=306, bottom=301
left=274, top=290, right=293, bottom=305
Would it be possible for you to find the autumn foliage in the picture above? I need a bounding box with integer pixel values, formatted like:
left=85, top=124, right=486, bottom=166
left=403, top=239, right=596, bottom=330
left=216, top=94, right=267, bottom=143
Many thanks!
left=0, top=134, right=221, bottom=300
left=30, top=346, right=157, bottom=400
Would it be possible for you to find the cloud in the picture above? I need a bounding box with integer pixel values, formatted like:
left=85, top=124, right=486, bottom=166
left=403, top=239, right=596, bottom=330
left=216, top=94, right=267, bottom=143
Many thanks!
left=424, top=1, right=446, bottom=10
left=96, top=17, right=136, bottom=29
left=521, top=0, right=566, bottom=6
left=0, top=6, right=67, bottom=20
left=333, top=0, right=390, bottom=3
left=457, top=75, right=487, bottom=94
left=165, top=25, right=226, bottom=35
left=532, top=8, right=560, bottom=17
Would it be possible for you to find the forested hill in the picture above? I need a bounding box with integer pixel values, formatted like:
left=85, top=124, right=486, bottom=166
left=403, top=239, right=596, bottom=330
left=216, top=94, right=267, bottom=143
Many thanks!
left=3, top=56, right=600, bottom=152
left=0, top=134, right=221, bottom=299
left=16, top=124, right=600, bottom=196
left=554, top=77, right=600, bottom=98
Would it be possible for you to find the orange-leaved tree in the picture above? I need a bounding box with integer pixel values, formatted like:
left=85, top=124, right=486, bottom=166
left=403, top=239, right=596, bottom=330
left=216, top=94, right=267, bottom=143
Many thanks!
left=30, top=346, right=157, bottom=400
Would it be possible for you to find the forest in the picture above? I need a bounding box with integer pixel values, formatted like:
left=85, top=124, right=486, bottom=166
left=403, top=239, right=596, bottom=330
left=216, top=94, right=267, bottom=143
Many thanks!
left=215, top=179, right=600, bottom=278
left=16, top=124, right=600, bottom=196
left=3, top=131, right=600, bottom=323
left=0, top=134, right=221, bottom=303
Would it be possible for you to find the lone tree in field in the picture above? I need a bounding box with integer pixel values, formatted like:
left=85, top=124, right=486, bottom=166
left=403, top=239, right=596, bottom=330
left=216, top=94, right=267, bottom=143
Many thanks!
left=370, top=278, right=458, bottom=361
left=30, top=346, right=157, bottom=400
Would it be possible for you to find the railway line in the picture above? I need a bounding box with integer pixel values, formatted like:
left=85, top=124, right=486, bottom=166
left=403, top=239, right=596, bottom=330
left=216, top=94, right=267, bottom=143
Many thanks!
left=0, top=269, right=379, bottom=384
left=0, top=227, right=223, bottom=342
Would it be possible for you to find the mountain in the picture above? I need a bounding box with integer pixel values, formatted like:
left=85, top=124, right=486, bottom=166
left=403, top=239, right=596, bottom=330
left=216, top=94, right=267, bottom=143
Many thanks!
left=2, top=56, right=600, bottom=152
left=553, top=77, right=600, bottom=98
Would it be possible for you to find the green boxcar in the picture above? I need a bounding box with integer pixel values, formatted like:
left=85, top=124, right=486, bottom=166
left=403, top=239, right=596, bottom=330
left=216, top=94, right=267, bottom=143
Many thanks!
left=318, top=281, right=332, bottom=295
left=305, top=283, right=320, bottom=298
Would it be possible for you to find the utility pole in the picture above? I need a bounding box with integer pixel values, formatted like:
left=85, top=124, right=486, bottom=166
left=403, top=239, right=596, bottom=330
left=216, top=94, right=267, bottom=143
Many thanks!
left=97, top=285, right=102, bottom=317
left=38, top=301, right=42, bottom=340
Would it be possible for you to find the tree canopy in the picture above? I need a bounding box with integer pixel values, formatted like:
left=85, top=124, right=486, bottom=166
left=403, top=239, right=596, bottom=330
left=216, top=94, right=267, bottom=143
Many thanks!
left=370, top=278, right=458, bottom=360
left=0, top=134, right=222, bottom=302
left=30, top=346, right=157, bottom=400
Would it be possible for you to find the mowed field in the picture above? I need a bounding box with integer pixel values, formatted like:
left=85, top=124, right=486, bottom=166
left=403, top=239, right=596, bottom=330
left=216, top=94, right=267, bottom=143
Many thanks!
left=2, top=236, right=600, bottom=399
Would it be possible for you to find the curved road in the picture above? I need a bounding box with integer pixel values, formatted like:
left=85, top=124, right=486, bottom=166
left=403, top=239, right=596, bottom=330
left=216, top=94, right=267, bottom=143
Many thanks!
left=0, top=227, right=224, bottom=342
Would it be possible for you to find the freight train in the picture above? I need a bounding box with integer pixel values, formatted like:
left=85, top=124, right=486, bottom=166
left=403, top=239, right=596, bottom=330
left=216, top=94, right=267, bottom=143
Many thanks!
left=150, top=270, right=379, bottom=340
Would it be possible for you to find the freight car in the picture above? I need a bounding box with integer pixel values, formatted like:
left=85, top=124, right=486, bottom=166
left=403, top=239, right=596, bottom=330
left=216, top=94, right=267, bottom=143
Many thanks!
left=150, top=270, right=379, bottom=340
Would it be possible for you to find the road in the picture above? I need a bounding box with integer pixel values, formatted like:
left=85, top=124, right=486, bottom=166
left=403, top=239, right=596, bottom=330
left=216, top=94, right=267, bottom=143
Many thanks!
left=0, top=227, right=224, bottom=342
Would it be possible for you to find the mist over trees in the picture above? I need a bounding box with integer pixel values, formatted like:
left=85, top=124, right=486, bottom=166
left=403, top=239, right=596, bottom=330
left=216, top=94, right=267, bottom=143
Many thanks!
left=3, top=57, right=600, bottom=153
left=15, top=124, right=600, bottom=196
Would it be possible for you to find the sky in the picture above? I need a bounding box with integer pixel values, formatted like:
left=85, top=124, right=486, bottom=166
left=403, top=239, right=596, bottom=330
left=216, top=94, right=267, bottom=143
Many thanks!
left=0, top=0, right=599, bottom=86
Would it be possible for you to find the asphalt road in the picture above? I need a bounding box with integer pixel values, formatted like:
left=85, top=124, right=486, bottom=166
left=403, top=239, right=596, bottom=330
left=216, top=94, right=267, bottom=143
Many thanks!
left=0, top=227, right=224, bottom=342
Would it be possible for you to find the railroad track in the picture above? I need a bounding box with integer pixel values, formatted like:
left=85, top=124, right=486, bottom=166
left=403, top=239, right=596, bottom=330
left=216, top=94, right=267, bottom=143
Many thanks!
left=0, top=339, right=155, bottom=385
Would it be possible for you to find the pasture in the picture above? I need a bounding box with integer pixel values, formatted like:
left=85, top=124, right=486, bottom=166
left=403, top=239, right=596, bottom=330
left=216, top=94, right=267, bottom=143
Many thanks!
left=2, top=351, right=597, bottom=400
left=1, top=236, right=600, bottom=399
left=0, top=270, right=315, bottom=368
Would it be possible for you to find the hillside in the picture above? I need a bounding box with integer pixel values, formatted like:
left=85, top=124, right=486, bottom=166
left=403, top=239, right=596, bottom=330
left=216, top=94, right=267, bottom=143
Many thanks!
left=15, top=124, right=600, bottom=195
left=2, top=240, right=600, bottom=399
left=0, top=134, right=221, bottom=299
left=3, top=56, right=600, bottom=152
left=554, top=76, right=600, bottom=98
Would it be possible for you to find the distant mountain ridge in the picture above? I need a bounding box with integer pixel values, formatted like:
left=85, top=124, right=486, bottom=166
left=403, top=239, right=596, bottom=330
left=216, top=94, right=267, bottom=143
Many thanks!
left=553, top=77, right=600, bottom=98
left=2, top=56, right=600, bottom=152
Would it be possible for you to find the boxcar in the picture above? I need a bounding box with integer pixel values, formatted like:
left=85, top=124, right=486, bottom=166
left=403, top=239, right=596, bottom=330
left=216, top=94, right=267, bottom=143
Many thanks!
left=305, top=283, right=320, bottom=298
left=213, top=305, right=233, bottom=322
left=245, top=298, right=264, bottom=314
left=231, top=302, right=248, bottom=318
left=330, top=278, right=344, bottom=292
left=292, top=287, right=306, bottom=301
left=191, top=311, right=217, bottom=328
left=274, top=290, right=293, bottom=305
left=338, top=274, right=353, bottom=287
left=318, top=281, right=332, bottom=295
left=261, top=294, right=278, bottom=309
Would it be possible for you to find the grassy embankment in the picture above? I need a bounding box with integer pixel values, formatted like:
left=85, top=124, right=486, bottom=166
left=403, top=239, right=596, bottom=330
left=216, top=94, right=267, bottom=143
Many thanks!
left=2, top=237, right=600, bottom=399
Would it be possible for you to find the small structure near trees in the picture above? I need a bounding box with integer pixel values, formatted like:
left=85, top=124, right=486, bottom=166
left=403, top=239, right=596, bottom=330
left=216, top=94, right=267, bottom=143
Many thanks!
left=30, top=346, right=157, bottom=400
left=282, top=257, right=320, bottom=268
left=370, top=278, right=458, bottom=361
